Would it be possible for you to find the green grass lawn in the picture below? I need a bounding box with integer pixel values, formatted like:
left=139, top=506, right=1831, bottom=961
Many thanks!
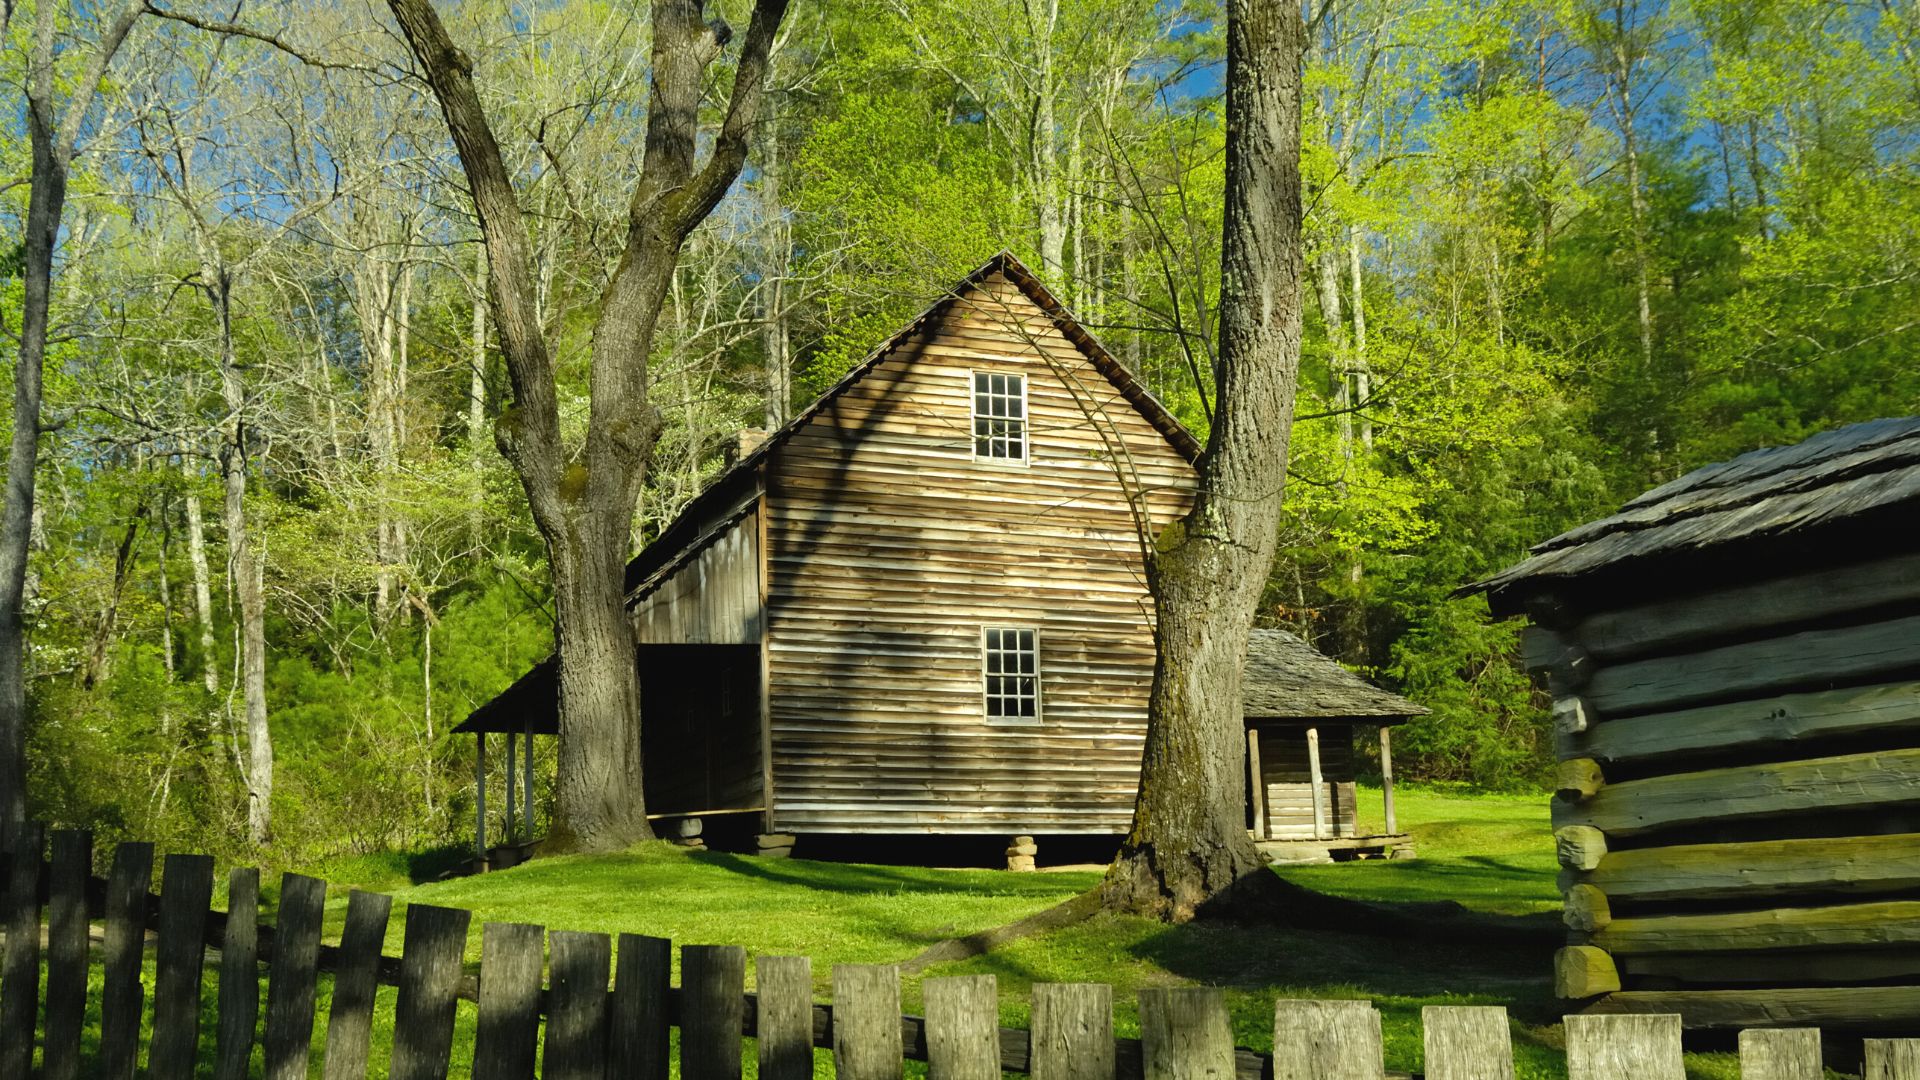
left=57, top=787, right=1765, bottom=1078
left=306, top=786, right=1624, bottom=1079
left=353, top=785, right=1768, bottom=1079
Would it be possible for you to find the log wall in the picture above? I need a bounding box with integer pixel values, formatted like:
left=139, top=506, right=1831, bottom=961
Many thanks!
left=1531, top=550, right=1920, bottom=1030
left=762, top=271, right=1195, bottom=834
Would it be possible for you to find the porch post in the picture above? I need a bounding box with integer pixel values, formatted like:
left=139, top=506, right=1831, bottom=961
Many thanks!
left=1245, top=727, right=1267, bottom=840
left=505, top=731, right=518, bottom=842
left=1380, top=726, right=1398, bottom=835
left=1306, top=725, right=1326, bottom=841
left=474, top=732, right=487, bottom=857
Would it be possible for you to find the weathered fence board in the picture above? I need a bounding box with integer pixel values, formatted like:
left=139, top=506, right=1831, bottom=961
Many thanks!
left=1139, top=988, right=1234, bottom=1080
left=682, top=943, right=748, bottom=1080
left=100, top=840, right=154, bottom=1080
left=323, top=888, right=396, bottom=1080
left=215, top=866, right=262, bottom=1080
left=1563, top=1014, right=1684, bottom=1080
left=1738, top=1028, right=1822, bottom=1079
left=611, top=932, right=672, bottom=1080
left=472, top=921, right=544, bottom=1080
left=42, top=829, right=91, bottom=1080
left=8, top=821, right=1920, bottom=1080
left=834, top=964, right=905, bottom=1080
left=544, top=929, right=613, bottom=1080
left=1032, top=983, right=1116, bottom=1080
left=149, top=852, right=216, bottom=1080
left=264, top=872, right=328, bottom=1080
left=757, top=955, right=817, bottom=1080
left=1270, top=1000, right=1384, bottom=1080
left=925, top=974, right=1000, bottom=1080
left=1421, top=1005, right=1513, bottom=1080
left=390, top=903, right=472, bottom=1080
left=0, top=822, right=45, bottom=1079
left=1867, top=1039, right=1920, bottom=1080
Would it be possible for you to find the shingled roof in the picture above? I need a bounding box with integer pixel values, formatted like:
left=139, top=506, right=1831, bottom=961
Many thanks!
left=1242, top=629, right=1426, bottom=721
left=1465, top=416, right=1920, bottom=611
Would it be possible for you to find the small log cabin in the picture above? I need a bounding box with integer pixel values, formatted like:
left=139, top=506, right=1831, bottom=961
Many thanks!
left=1243, top=629, right=1422, bottom=862
left=457, top=252, right=1422, bottom=865
left=1464, top=415, right=1920, bottom=1035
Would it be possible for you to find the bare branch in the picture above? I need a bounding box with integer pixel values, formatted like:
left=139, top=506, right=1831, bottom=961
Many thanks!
left=143, top=2, right=387, bottom=75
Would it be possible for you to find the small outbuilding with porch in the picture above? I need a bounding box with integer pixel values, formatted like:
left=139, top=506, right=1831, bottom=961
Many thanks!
left=1242, top=629, right=1423, bottom=863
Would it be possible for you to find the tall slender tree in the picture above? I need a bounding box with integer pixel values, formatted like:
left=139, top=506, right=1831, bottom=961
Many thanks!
left=2, top=0, right=144, bottom=847
left=386, top=0, right=789, bottom=850
left=1101, top=0, right=1310, bottom=921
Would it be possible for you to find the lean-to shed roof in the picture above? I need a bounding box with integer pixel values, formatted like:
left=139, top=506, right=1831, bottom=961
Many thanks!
left=1465, top=415, right=1920, bottom=609
left=1243, top=629, right=1426, bottom=721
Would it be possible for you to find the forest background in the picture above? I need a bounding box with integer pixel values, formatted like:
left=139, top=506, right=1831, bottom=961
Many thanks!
left=3, top=0, right=1914, bottom=864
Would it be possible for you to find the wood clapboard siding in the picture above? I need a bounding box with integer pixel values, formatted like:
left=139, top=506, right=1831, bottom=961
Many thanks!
left=763, top=272, right=1194, bottom=834
left=632, top=508, right=763, bottom=646
left=1255, top=729, right=1358, bottom=840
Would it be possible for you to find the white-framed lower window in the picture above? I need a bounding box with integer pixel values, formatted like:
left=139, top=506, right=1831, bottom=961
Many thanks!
left=972, top=371, right=1028, bottom=462
left=982, top=626, right=1040, bottom=721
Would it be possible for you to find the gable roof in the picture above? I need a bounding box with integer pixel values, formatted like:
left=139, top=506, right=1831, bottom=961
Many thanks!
left=622, top=249, right=1199, bottom=597
left=1243, top=629, right=1426, bottom=721
left=1464, top=416, right=1920, bottom=610
left=462, top=252, right=1199, bottom=734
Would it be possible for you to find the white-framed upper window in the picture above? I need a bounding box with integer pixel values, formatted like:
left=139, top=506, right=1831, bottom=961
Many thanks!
left=983, top=626, right=1040, bottom=721
left=972, top=371, right=1028, bottom=462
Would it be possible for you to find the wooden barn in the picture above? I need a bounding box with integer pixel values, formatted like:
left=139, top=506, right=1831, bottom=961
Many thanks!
left=1464, top=416, right=1920, bottom=1034
left=1243, top=629, right=1422, bottom=862
left=457, top=252, right=1424, bottom=866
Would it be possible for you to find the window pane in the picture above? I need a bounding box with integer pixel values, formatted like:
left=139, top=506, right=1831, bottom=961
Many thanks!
left=984, top=627, right=1039, bottom=720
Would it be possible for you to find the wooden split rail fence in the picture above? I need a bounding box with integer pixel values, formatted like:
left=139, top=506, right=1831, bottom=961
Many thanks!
left=2, top=827, right=1919, bottom=1078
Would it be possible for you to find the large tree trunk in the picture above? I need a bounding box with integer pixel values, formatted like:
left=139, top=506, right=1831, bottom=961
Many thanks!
left=546, top=519, right=649, bottom=850
left=0, top=79, right=67, bottom=848
left=212, top=281, right=274, bottom=848
left=1, top=0, right=142, bottom=846
left=760, top=132, right=792, bottom=429
left=1347, top=228, right=1372, bottom=450
left=1605, top=6, right=1655, bottom=366
left=1102, top=0, right=1307, bottom=922
left=1028, top=0, right=1066, bottom=284
left=1312, top=244, right=1353, bottom=463
left=182, top=465, right=220, bottom=695
left=469, top=241, right=488, bottom=448
left=387, top=0, right=789, bottom=853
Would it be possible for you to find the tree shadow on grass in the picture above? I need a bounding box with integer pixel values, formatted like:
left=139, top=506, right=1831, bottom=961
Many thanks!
left=688, top=849, right=1094, bottom=900
left=1276, top=854, right=1561, bottom=912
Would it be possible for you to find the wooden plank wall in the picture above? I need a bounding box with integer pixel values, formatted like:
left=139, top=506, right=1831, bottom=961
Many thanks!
left=632, top=509, right=763, bottom=646
left=763, top=271, right=1196, bottom=834
left=1532, top=549, right=1920, bottom=1029
left=1256, top=728, right=1357, bottom=840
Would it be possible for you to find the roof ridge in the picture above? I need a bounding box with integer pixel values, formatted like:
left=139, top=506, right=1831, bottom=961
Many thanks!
left=620, top=250, right=1200, bottom=592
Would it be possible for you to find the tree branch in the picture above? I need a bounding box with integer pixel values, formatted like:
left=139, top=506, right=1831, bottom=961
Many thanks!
left=142, top=2, right=386, bottom=75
